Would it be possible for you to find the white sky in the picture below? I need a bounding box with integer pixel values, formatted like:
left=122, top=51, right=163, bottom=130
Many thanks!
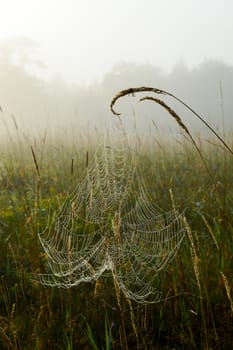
left=0, top=0, right=232, bottom=84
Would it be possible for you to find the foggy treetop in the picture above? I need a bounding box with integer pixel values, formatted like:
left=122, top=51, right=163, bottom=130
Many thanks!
left=0, top=46, right=232, bottom=134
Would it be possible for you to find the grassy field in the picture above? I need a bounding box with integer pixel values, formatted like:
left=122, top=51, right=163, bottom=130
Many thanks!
left=0, top=123, right=232, bottom=349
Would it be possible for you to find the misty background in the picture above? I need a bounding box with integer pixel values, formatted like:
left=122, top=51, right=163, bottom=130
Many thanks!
left=0, top=1, right=232, bottom=140
left=0, top=38, right=232, bottom=139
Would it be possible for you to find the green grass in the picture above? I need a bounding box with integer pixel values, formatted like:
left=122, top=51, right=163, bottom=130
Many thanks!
left=0, top=127, right=232, bottom=349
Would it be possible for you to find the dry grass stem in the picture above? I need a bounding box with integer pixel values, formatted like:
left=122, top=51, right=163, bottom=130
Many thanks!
left=220, top=272, right=233, bottom=314
left=201, top=214, right=220, bottom=250
left=110, top=86, right=233, bottom=156
left=31, top=146, right=40, bottom=178
left=184, top=218, right=202, bottom=297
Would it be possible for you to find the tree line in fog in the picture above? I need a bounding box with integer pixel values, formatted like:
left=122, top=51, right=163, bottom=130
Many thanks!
left=0, top=40, right=232, bottom=136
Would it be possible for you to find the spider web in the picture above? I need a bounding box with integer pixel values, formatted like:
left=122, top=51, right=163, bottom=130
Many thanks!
left=38, top=125, right=186, bottom=303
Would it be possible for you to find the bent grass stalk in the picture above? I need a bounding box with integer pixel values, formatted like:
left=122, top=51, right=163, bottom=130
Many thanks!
left=110, top=86, right=233, bottom=157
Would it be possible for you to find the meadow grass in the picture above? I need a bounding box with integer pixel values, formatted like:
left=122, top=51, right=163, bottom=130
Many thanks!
left=0, top=124, right=232, bottom=349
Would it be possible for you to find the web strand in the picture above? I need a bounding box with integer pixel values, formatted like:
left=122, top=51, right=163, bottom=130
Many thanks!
left=38, top=125, right=186, bottom=303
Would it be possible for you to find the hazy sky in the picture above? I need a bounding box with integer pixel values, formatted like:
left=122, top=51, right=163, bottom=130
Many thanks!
left=0, top=0, right=232, bottom=84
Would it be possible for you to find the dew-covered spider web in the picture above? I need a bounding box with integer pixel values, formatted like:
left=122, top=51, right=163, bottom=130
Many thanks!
left=38, top=123, right=186, bottom=303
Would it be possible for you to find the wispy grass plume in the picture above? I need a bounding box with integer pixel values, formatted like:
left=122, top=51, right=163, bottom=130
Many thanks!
left=110, top=86, right=233, bottom=156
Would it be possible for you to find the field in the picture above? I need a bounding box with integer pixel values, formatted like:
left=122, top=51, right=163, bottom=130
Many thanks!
left=0, top=116, right=232, bottom=349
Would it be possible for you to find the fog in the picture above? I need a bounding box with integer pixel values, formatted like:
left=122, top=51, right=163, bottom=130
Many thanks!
left=0, top=0, right=232, bottom=142
left=0, top=40, right=232, bottom=141
left=1, top=1, right=232, bottom=84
